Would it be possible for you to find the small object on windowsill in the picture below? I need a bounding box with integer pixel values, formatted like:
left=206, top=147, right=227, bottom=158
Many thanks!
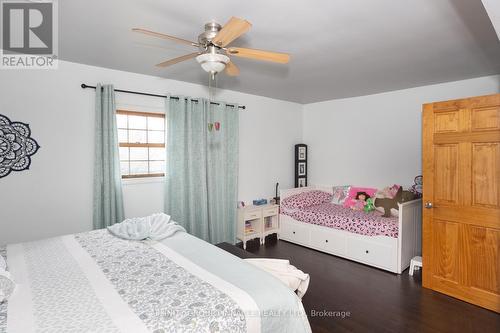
left=253, top=199, right=268, bottom=206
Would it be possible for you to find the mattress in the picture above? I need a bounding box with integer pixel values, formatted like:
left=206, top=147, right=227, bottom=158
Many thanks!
left=0, top=230, right=311, bottom=333
left=284, top=203, right=399, bottom=238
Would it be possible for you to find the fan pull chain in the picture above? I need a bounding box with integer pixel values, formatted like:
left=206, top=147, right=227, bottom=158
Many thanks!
left=208, top=72, right=211, bottom=102
left=214, top=72, right=217, bottom=101
left=206, top=72, right=221, bottom=134
left=208, top=71, right=217, bottom=103
left=207, top=72, right=213, bottom=133
left=208, top=72, right=213, bottom=103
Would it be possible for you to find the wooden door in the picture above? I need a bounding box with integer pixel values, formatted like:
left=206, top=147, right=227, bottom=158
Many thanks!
left=422, top=93, right=500, bottom=313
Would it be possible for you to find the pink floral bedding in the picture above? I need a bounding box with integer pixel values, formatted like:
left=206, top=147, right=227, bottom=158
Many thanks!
left=284, top=203, right=399, bottom=238
left=281, top=190, right=333, bottom=210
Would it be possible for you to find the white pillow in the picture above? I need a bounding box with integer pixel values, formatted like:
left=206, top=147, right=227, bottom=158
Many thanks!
left=331, top=185, right=350, bottom=205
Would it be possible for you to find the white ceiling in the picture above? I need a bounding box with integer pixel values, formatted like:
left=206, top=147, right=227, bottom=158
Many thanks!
left=59, top=0, right=500, bottom=103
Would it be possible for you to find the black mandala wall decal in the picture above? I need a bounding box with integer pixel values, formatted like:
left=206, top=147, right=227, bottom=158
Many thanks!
left=0, top=114, right=40, bottom=178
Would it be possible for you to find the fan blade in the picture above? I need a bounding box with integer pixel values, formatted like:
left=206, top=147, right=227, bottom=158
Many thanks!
left=132, top=28, right=198, bottom=47
left=226, top=47, right=290, bottom=64
left=225, top=61, right=240, bottom=76
left=155, top=52, right=199, bottom=68
left=212, top=17, right=252, bottom=47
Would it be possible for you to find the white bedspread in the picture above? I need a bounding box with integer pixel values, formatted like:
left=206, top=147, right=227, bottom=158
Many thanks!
left=2, top=230, right=311, bottom=333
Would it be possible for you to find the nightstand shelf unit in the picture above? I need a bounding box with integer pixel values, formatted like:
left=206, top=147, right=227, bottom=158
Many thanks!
left=237, top=204, right=279, bottom=249
left=262, top=205, right=280, bottom=244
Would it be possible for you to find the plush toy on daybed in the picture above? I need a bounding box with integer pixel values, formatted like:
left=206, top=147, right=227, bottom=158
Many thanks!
left=364, top=197, right=375, bottom=213
left=351, top=191, right=371, bottom=211
left=375, top=187, right=403, bottom=217
left=374, top=185, right=418, bottom=217
left=347, top=191, right=376, bottom=213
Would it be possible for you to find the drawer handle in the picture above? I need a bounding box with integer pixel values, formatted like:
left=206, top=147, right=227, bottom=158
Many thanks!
left=365, top=250, right=369, bottom=254
left=293, top=231, right=296, bottom=234
left=325, top=240, right=328, bottom=243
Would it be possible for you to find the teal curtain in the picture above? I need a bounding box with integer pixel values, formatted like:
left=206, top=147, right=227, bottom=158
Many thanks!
left=165, top=96, right=239, bottom=244
left=93, top=84, right=125, bottom=229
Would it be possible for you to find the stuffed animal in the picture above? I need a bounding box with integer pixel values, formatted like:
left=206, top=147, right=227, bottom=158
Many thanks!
left=364, top=198, right=375, bottom=213
left=375, top=184, right=400, bottom=199
left=351, top=191, right=370, bottom=211
left=410, top=175, right=423, bottom=198
left=401, top=190, right=417, bottom=202
left=375, top=187, right=403, bottom=217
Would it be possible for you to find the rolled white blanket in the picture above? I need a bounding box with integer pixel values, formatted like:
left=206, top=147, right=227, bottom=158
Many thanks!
left=244, top=258, right=310, bottom=299
left=107, top=213, right=186, bottom=241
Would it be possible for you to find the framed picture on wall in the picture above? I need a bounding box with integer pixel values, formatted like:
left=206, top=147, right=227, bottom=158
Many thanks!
left=295, top=144, right=307, bottom=187
left=298, top=162, right=306, bottom=176
left=298, top=178, right=307, bottom=187
left=298, top=146, right=307, bottom=160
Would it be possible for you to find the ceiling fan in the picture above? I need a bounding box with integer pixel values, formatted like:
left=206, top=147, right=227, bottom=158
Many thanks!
left=132, top=17, right=290, bottom=77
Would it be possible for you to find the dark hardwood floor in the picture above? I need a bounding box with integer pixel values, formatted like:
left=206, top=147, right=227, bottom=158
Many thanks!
left=217, top=236, right=500, bottom=333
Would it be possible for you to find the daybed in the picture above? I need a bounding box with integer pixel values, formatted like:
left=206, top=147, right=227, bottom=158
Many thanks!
left=279, top=186, right=422, bottom=274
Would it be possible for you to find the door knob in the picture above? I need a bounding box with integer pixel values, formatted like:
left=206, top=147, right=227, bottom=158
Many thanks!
left=425, top=202, right=433, bottom=209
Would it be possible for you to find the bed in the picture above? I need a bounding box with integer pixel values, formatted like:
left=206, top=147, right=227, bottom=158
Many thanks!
left=0, top=229, right=311, bottom=333
left=279, top=186, right=422, bottom=274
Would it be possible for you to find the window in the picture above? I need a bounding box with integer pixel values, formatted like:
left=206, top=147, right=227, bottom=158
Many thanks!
left=116, top=110, right=166, bottom=178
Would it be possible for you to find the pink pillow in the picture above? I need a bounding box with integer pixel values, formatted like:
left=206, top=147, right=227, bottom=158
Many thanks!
left=343, top=187, right=377, bottom=208
left=282, top=190, right=333, bottom=209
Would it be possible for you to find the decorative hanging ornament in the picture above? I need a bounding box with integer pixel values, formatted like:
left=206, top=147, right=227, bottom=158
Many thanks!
left=208, top=123, right=213, bottom=132
left=0, top=114, right=40, bottom=178
left=214, top=122, right=221, bottom=131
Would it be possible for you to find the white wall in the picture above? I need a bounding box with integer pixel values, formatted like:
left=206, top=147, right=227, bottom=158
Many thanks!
left=0, top=60, right=302, bottom=244
left=1, top=60, right=498, bottom=245
left=302, top=75, right=500, bottom=188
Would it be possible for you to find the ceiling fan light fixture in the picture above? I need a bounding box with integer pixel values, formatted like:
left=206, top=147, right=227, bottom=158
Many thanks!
left=196, top=53, right=230, bottom=74
left=133, top=16, right=290, bottom=78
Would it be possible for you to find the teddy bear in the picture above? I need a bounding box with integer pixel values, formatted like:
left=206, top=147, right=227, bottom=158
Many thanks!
left=374, top=187, right=403, bottom=217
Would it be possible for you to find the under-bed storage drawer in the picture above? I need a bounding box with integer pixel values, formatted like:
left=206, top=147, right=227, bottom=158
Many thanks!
left=310, top=228, right=346, bottom=255
left=346, top=237, right=396, bottom=270
left=280, top=220, right=309, bottom=244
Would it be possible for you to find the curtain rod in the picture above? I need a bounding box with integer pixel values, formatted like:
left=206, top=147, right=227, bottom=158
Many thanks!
left=80, top=84, right=246, bottom=110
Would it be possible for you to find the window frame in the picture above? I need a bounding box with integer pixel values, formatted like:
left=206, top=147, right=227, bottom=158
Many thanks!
left=116, top=109, right=166, bottom=179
